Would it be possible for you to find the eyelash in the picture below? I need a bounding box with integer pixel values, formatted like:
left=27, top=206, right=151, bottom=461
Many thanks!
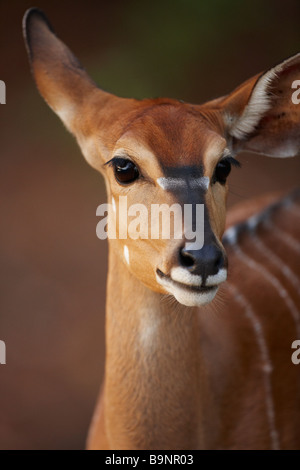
left=105, top=157, right=127, bottom=168
left=211, top=155, right=241, bottom=185
left=223, top=156, right=241, bottom=168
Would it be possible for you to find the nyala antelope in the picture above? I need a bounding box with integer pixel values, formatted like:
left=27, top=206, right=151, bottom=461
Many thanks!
left=23, top=8, right=300, bottom=450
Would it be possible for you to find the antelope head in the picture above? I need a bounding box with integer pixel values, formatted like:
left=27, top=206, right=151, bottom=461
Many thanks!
left=23, top=8, right=300, bottom=307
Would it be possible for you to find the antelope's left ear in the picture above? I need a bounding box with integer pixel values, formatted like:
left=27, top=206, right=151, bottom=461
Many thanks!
left=220, top=52, right=300, bottom=157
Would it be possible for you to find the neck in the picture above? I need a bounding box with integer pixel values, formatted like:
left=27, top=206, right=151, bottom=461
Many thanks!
left=92, top=247, right=214, bottom=450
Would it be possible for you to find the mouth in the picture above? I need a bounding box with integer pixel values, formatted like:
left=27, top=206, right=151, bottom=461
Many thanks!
left=156, top=268, right=226, bottom=307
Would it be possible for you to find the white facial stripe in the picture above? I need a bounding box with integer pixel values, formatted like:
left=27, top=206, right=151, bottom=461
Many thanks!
left=206, top=268, right=227, bottom=286
left=156, top=273, right=218, bottom=307
left=157, top=176, right=210, bottom=191
left=190, top=177, right=210, bottom=190
left=124, top=245, right=130, bottom=265
left=171, top=267, right=202, bottom=286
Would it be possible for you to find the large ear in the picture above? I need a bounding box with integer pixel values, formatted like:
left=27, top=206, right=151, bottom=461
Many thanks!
left=22, top=7, right=128, bottom=170
left=23, top=8, right=102, bottom=131
left=219, top=53, right=300, bottom=157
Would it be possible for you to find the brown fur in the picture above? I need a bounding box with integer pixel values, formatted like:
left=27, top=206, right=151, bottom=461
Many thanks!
left=23, top=8, right=300, bottom=449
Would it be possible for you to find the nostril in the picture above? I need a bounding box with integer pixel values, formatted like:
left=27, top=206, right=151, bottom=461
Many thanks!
left=179, top=247, right=195, bottom=268
left=178, top=244, right=225, bottom=276
left=216, top=251, right=225, bottom=271
left=214, top=253, right=223, bottom=270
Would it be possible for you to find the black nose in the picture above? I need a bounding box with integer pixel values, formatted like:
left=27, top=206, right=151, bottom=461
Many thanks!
left=179, top=243, right=225, bottom=279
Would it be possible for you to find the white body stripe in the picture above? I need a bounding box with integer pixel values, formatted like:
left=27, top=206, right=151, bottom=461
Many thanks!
left=227, top=282, right=280, bottom=450
left=250, top=234, right=300, bottom=298
left=223, top=225, right=238, bottom=245
left=265, top=220, right=300, bottom=254
left=233, top=245, right=300, bottom=337
left=288, top=203, right=300, bottom=218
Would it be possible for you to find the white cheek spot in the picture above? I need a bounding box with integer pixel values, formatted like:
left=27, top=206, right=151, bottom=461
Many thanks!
left=124, top=245, right=130, bottom=265
left=112, top=196, right=116, bottom=213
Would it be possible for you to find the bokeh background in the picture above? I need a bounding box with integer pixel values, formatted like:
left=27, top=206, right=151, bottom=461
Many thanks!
left=0, top=0, right=300, bottom=449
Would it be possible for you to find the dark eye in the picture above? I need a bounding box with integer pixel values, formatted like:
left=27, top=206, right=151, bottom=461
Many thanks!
left=110, top=158, right=140, bottom=185
left=213, top=156, right=240, bottom=185
left=214, top=159, right=232, bottom=184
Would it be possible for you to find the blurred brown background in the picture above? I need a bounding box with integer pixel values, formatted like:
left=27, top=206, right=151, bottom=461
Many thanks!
left=0, top=0, right=299, bottom=450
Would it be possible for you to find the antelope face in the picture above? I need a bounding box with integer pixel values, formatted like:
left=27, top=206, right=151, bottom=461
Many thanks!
left=103, top=102, right=232, bottom=306
left=23, top=9, right=300, bottom=307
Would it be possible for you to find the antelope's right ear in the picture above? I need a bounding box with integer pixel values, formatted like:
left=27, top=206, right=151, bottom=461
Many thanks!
left=22, top=8, right=126, bottom=170
left=23, top=8, right=100, bottom=132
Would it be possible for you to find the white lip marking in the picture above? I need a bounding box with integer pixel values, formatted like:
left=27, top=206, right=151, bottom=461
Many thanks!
left=156, top=273, right=218, bottom=307
left=157, top=176, right=210, bottom=191
left=171, top=267, right=202, bottom=286
left=124, top=245, right=130, bottom=265
left=206, top=268, right=227, bottom=286
left=171, top=267, right=227, bottom=287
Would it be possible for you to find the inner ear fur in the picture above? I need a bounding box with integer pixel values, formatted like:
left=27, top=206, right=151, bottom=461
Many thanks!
left=218, top=53, right=300, bottom=157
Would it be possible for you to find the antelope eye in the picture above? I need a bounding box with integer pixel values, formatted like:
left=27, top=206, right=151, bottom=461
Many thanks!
left=112, top=158, right=140, bottom=185
left=214, top=158, right=232, bottom=185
